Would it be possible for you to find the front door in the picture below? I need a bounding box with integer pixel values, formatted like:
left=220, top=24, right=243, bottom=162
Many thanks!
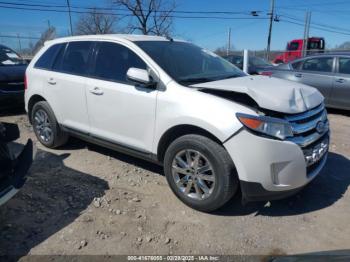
left=86, top=41, right=157, bottom=152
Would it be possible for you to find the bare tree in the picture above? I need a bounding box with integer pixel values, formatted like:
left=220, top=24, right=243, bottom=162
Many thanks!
left=75, top=9, right=118, bottom=35
left=114, top=0, right=175, bottom=36
left=32, top=26, right=56, bottom=54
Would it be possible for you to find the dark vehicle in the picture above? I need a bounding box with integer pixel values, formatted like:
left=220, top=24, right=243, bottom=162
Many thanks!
left=260, top=53, right=350, bottom=110
left=0, top=122, right=32, bottom=206
left=224, top=54, right=273, bottom=75
left=0, top=44, right=27, bottom=110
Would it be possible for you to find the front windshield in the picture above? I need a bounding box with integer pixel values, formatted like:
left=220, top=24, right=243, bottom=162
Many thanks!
left=0, top=47, right=26, bottom=66
left=135, top=41, right=246, bottom=85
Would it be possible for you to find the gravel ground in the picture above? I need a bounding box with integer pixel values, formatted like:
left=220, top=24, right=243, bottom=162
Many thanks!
left=0, top=109, right=349, bottom=257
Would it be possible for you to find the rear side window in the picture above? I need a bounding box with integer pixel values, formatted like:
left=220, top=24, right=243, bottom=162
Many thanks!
left=90, top=42, right=146, bottom=83
left=35, top=44, right=64, bottom=69
left=60, top=41, right=93, bottom=76
left=339, top=57, right=350, bottom=74
left=301, top=57, right=333, bottom=73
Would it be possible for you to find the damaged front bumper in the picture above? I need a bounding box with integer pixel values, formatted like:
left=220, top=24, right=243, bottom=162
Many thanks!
left=0, top=122, right=33, bottom=206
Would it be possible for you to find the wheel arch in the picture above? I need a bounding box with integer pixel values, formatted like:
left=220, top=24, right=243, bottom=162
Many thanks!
left=28, top=94, right=46, bottom=124
left=156, top=124, right=223, bottom=163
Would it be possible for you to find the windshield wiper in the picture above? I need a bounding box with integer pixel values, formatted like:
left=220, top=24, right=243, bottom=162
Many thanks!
left=178, top=77, right=217, bottom=85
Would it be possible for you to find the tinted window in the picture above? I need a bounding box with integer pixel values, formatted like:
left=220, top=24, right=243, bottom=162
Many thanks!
left=136, top=41, right=245, bottom=85
left=288, top=42, right=299, bottom=51
left=61, top=41, right=93, bottom=75
left=301, top=57, right=333, bottom=73
left=339, top=57, right=350, bottom=74
left=291, top=60, right=303, bottom=70
left=34, top=44, right=63, bottom=69
left=91, top=42, right=146, bottom=83
left=52, top=43, right=67, bottom=71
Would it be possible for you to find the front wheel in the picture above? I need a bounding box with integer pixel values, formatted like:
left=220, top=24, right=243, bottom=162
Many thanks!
left=163, top=134, right=238, bottom=212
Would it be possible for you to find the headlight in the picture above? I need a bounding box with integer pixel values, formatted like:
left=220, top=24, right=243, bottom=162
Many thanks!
left=236, top=113, right=293, bottom=140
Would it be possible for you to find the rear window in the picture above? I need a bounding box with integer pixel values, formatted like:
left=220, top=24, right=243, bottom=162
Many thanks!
left=35, top=44, right=64, bottom=69
left=60, top=41, right=93, bottom=76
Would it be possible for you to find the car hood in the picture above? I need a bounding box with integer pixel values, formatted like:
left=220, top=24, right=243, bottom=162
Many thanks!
left=191, top=75, right=324, bottom=114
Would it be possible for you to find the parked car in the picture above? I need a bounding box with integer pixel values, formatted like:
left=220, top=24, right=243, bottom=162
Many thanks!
left=25, top=35, right=329, bottom=212
left=224, top=54, right=273, bottom=74
left=260, top=53, right=350, bottom=110
left=0, top=44, right=27, bottom=111
left=0, top=122, right=33, bottom=206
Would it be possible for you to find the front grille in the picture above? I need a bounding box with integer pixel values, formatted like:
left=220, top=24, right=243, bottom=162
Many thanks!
left=283, top=103, right=329, bottom=172
left=284, top=103, right=329, bottom=148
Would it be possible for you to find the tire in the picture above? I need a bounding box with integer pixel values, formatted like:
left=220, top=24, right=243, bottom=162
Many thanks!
left=163, top=134, right=238, bottom=212
left=31, top=101, right=68, bottom=148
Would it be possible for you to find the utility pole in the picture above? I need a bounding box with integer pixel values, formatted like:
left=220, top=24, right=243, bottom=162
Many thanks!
left=303, top=11, right=311, bottom=57
left=66, top=0, right=73, bottom=36
left=227, top=27, right=231, bottom=56
left=266, top=0, right=275, bottom=60
left=17, top=33, right=22, bottom=53
left=47, top=20, right=51, bottom=30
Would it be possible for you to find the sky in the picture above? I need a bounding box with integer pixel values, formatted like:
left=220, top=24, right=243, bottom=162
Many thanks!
left=1, top=0, right=350, bottom=52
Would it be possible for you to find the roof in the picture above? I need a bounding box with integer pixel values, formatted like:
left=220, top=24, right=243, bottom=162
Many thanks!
left=47, top=34, right=181, bottom=45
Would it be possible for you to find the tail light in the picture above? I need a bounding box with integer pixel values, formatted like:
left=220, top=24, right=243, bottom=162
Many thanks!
left=24, top=74, right=27, bottom=90
left=259, top=71, right=273, bottom=76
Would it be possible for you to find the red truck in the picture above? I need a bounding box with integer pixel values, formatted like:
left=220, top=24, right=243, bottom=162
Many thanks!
left=273, top=37, right=325, bottom=64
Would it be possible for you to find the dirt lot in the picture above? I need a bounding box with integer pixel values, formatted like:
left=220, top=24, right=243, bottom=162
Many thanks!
left=0, top=109, right=350, bottom=256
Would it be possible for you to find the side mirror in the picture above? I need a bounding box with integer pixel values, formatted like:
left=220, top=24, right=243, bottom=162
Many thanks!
left=127, top=68, right=156, bottom=88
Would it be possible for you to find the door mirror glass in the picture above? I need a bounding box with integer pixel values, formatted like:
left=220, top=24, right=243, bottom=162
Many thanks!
left=127, top=68, right=155, bottom=87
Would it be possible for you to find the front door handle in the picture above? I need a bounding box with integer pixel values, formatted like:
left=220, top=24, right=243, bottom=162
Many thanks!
left=295, top=73, right=302, bottom=78
left=336, top=78, right=345, bottom=83
left=89, top=87, right=104, bottom=95
left=47, top=78, right=56, bottom=85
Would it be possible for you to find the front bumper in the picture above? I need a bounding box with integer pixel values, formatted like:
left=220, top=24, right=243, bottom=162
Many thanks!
left=224, top=130, right=328, bottom=202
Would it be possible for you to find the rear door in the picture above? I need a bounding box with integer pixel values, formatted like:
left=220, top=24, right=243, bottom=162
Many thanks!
left=330, top=56, right=350, bottom=110
left=296, top=56, right=335, bottom=105
left=43, top=41, right=93, bottom=132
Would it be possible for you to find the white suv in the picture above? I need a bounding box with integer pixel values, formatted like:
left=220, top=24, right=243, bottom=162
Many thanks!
left=25, top=35, right=329, bottom=212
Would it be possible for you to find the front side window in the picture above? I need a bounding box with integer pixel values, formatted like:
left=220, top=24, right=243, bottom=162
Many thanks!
left=60, top=41, right=93, bottom=75
left=301, top=57, right=333, bottom=73
left=338, top=57, right=350, bottom=74
left=135, top=41, right=245, bottom=85
left=288, top=42, right=299, bottom=51
left=90, top=42, right=146, bottom=83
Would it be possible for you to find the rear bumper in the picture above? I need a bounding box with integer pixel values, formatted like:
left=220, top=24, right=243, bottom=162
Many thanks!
left=224, top=130, right=328, bottom=202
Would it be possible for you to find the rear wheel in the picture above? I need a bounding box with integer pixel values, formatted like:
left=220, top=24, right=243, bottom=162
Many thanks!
left=164, top=134, right=238, bottom=212
left=31, top=101, right=68, bottom=148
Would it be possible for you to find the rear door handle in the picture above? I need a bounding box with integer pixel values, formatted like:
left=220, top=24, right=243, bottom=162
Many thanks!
left=336, top=78, right=345, bottom=83
left=47, top=78, right=56, bottom=85
left=89, top=87, right=104, bottom=95
left=295, top=73, right=302, bottom=78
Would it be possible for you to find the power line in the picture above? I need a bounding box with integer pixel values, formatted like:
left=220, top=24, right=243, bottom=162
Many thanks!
left=0, top=4, right=269, bottom=20
left=0, top=1, right=260, bottom=15
left=0, top=34, right=40, bottom=39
